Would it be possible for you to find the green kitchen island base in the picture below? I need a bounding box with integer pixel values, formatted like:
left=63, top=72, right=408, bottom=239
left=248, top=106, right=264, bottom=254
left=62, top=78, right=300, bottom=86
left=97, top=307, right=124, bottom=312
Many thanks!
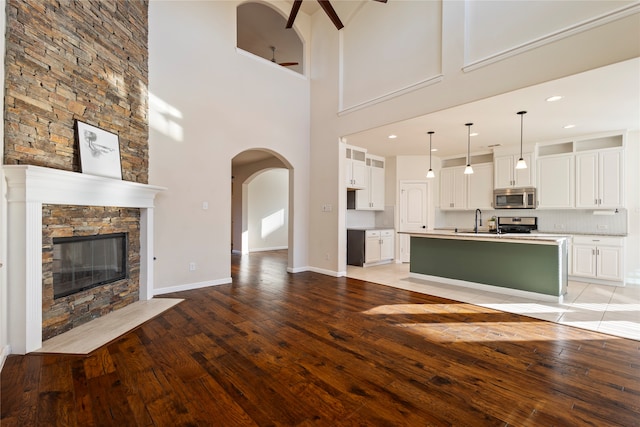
left=408, top=233, right=568, bottom=302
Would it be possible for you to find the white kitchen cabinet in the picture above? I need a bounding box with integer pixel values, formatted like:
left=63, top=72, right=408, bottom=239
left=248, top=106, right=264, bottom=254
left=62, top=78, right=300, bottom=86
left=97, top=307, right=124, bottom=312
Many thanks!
left=345, top=145, right=367, bottom=189
left=365, top=231, right=381, bottom=264
left=364, top=229, right=394, bottom=264
left=441, top=163, right=492, bottom=210
left=572, top=236, right=624, bottom=283
left=494, top=152, right=534, bottom=189
left=440, top=166, right=466, bottom=210
left=356, top=155, right=385, bottom=210
left=380, top=229, right=394, bottom=261
left=575, top=149, right=623, bottom=208
left=536, top=154, right=574, bottom=209
left=467, top=163, right=494, bottom=210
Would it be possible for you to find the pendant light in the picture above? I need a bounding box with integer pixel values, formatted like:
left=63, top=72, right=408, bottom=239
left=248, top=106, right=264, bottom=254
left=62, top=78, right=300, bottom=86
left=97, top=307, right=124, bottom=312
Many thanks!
left=515, top=111, right=528, bottom=170
left=464, top=123, right=474, bottom=175
left=426, top=131, right=435, bottom=178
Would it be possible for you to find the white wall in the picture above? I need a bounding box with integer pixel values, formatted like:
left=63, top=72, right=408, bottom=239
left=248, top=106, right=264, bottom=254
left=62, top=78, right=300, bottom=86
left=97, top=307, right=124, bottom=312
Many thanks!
left=625, top=130, right=640, bottom=284
left=0, top=0, right=7, bottom=367
left=248, top=168, right=289, bottom=252
left=308, top=1, right=639, bottom=274
left=148, top=1, right=310, bottom=292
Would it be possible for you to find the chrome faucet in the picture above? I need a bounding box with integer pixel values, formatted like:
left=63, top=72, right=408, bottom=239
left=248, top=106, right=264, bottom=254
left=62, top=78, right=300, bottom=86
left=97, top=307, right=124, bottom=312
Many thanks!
left=474, top=209, right=482, bottom=233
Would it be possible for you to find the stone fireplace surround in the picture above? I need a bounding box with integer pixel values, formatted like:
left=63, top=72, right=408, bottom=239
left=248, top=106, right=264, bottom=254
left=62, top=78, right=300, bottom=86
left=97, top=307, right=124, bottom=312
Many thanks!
left=4, top=165, right=165, bottom=354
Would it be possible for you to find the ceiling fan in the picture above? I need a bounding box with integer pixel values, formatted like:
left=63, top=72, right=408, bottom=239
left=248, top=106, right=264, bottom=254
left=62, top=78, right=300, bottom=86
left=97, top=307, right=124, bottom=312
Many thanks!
left=286, top=0, right=387, bottom=30
left=270, top=46, right=299, bottom=67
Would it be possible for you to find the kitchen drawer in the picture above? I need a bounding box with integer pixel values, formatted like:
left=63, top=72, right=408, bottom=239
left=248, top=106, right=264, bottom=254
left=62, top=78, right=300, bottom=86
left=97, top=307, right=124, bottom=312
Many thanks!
left=572, top=236, right=623, bottom=246
left=366, top=230, right=381, bottom=238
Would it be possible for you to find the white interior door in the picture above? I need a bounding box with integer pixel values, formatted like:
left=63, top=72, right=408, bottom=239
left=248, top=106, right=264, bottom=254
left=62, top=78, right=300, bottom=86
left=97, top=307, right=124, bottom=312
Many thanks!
left=399, top=181, right=428, bottom=262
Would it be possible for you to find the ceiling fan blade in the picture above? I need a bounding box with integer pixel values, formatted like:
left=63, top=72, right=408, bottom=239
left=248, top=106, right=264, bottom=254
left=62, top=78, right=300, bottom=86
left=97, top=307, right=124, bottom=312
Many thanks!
left=279, top=62, right=299, bottom=67
left=286, top=0, right=303, bottom=28
left=317, top=0, right=344, bottom=30
left=371, top=0, right=388, bottom=3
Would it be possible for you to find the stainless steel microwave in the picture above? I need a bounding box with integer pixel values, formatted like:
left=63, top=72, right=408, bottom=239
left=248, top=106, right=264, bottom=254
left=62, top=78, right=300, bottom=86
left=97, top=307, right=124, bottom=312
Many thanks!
left=494, top=187, right=536, bottom=209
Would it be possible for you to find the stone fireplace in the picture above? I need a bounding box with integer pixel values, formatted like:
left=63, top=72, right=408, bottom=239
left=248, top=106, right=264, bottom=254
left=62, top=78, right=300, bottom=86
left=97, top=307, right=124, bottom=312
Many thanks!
left=43, top=207, right=138, bottom=341
left=4, top=165, right=164, bottom=354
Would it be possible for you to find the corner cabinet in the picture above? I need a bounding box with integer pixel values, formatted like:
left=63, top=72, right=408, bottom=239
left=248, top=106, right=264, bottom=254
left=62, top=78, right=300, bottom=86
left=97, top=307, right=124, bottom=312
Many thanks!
left=494, top=152, right=534, bottom=189
left=572, top=236, right=624, bottom=284
left=355, top=154, right=385, bottom=210
left=575, top=148, right=624, bottom=208
left=345, top=145, right=367, bottom=189
left=440, top=163, right=493, bottom=210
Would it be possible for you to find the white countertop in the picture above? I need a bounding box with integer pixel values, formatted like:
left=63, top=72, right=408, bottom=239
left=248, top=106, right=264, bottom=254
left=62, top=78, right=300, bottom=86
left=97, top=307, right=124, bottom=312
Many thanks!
left=400, top=230, right=570, bottom=245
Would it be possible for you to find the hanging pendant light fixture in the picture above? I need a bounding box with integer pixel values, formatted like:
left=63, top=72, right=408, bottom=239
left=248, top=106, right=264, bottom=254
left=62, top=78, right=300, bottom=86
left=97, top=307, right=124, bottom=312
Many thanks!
left=426, top=131, right=435, bottom=178
left=464, top=123, right=474, bottom=175
left=515, top=111, right=528, bottom=170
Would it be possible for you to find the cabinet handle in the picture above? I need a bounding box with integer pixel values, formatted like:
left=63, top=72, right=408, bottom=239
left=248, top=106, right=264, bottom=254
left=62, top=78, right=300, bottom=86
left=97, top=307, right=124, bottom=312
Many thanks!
left=595, top=198, right=598, bottom=205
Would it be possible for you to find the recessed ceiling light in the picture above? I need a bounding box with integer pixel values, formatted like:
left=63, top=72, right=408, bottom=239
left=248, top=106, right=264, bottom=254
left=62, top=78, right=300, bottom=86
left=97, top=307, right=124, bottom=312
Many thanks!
left=563, top=124, right=576, bottom=129
left=388, top=134, right=397, bottom=139
left=546, top=95, right=563, bottom=102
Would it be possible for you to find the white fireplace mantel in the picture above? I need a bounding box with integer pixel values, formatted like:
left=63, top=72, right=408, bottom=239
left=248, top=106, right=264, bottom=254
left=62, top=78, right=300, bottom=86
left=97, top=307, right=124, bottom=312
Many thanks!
left=4, top=165, right=166, bottom=354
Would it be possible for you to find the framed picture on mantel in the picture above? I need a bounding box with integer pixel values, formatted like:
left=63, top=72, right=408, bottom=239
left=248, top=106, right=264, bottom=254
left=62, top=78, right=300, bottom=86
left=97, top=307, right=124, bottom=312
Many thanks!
left=76, top=120, right=122, bottom=180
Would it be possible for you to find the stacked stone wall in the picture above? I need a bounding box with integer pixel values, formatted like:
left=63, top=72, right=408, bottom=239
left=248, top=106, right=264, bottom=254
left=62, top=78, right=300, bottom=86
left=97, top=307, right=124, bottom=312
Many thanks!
left=4, top=0, right=149, bottom=183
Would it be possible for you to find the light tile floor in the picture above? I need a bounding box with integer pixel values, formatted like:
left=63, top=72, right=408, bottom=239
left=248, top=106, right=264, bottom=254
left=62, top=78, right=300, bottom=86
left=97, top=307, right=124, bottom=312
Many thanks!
left=347, top=263, right=640, bottom=341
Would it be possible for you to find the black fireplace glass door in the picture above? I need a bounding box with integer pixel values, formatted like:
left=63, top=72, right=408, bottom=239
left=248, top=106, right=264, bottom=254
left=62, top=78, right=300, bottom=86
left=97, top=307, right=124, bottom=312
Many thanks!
left=52, top=233, right=127, bottom=299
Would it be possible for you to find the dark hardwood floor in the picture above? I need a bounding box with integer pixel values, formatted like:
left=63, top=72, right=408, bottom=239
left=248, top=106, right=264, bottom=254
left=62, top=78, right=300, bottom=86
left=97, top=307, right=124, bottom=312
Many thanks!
left=2, top=250, right=639, bottom=426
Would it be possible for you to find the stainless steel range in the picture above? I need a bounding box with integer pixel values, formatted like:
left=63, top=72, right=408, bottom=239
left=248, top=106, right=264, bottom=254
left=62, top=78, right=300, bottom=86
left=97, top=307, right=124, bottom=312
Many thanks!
left=497, top=216, right=537, bottom=234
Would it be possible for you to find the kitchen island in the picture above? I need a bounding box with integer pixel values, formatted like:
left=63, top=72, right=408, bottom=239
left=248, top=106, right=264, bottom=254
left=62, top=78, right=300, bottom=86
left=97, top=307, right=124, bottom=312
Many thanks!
left=404, top=231, right=569, bottom=302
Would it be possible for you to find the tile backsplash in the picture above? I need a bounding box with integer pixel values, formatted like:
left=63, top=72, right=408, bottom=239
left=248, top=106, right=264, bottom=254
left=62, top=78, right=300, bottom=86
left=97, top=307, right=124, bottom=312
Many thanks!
left=438, top=209, right=627, bottom=235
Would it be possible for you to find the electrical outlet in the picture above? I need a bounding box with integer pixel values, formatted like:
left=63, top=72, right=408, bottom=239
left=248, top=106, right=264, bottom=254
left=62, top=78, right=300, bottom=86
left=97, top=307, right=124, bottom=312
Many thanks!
left=189, top=262, right=196, bottom=271
left=325, top=253, right=330, bottom=260
left=322, top=204, right=332, bottom=212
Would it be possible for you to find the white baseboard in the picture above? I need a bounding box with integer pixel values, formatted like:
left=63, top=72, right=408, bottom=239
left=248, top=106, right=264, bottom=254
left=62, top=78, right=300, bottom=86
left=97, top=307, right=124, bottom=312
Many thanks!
left=153, top=278, right=232, bottom=296
left=569, top=275, right=625, bottom=287
left=409, top=272, right=563, bottom=303
left=249, top=246, right=288, bottom=252
left=0, top=345, right=11, bottom=372
left=305, top=266, right=345, bottom=277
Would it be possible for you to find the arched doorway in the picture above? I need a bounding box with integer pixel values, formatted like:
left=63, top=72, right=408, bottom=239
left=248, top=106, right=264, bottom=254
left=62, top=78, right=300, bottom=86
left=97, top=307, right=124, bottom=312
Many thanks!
left=231, top=149, right=294, bottom=267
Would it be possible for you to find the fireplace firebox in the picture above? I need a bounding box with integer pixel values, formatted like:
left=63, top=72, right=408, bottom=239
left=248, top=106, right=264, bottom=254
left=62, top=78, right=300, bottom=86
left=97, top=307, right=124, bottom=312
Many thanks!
left=52, top=233, right=128, bottom=299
